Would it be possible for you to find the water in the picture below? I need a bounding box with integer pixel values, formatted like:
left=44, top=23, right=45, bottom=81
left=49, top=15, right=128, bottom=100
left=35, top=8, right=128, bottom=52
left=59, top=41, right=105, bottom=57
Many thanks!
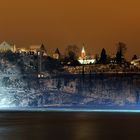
left=0, top=112, right=140, bottom=140
left=0, top=74, right=140, bottom=140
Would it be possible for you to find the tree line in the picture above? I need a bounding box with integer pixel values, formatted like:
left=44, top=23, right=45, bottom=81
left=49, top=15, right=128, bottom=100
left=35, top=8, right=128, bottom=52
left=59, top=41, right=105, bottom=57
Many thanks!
left=64, top=42, right=139, bottom=65
left=0, top=42, right=139, bottom=74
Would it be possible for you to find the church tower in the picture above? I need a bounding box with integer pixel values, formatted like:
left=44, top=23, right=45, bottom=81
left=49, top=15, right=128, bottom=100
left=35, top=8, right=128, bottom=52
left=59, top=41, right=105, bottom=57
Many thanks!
left=81, top=44, right=86, bottom=59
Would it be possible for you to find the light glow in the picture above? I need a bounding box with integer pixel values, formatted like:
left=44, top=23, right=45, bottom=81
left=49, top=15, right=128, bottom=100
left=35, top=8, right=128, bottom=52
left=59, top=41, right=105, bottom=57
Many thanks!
left=78, top=59, right=96, bottom=64
left=1, top=107, right=140, bottom=113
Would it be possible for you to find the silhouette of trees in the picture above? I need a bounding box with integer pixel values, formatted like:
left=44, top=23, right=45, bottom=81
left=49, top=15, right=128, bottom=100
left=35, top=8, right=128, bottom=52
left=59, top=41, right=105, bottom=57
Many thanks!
left=132, top=54, right=138, bottom=60
left=99, top=48, right=107, bottom=64
left=64, top=45, right=80, bottom=66
left=116, top=42, right=127, bottom=64
left=95, top=54, right=99, bottom=64
left=65, top=45, right=80, bottom=60
left=44, top=56, right=63, bottom=72
left=4, top=50, right=16, bottom=63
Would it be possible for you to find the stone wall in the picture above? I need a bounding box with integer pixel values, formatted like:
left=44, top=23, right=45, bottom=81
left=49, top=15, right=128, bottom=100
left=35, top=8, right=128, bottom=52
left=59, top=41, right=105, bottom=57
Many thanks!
left=0, top=74, right=140, bottom=108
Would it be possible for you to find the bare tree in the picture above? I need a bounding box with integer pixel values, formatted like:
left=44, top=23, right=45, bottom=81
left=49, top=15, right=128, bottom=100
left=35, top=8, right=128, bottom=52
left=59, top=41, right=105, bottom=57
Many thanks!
left=116, top=42, right=127, bottom=64
left=65, top=45, right=80, bottom=60
left=117, top=42, right=127, bottom=55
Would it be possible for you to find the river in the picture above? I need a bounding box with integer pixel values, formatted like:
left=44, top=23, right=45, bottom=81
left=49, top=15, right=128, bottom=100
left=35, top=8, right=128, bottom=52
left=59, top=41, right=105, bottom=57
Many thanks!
left=0, top=112, right=140, bottom=140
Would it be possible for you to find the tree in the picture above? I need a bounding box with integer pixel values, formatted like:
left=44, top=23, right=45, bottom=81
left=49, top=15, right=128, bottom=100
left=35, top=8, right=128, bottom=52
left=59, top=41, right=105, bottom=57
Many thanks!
left=4, top=50, right=15, bottom=63
left=99, top=48, right=107, bottom=64
left=132, top=54, right=138, bottom=60
left=116, top=42, right=127, bottom=64
left=65, top=45, right=80, bottom=60
left=44, top=56, right=63, bottom=72
left=95, top=54, right=99, bottom=64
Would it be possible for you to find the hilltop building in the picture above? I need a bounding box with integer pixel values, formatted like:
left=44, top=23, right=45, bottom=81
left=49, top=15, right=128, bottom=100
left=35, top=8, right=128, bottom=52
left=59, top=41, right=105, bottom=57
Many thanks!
left=81, top=46, right=86, bottom=59
left=0, top=41, right=48, bottom=56
left=78, top=44, right=96, bottom=64
left=38, top=44, right=47, bottom=56
left=17, top=47, right=29, bottom=53
left=0, top=41, right=16, bottom=53
left=53, top=48, right=61, bottom=59
left=29, top=44, right=47, bottom=56
left=17, top=44, right=47, bottom=56
left=131, top=59, right=140, bottom=68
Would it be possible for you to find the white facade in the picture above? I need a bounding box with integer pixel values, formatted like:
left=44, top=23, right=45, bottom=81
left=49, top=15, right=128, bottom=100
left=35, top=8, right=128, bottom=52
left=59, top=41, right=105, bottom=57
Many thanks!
left=79, top=45, right=96, bottom=64
left=29, top=45, right=41, bottom=53
left=131, top=59, right=140, bottom=67
left=78, top=59, right=96, bottom=64
left=0, top=41, right=16, bottom=52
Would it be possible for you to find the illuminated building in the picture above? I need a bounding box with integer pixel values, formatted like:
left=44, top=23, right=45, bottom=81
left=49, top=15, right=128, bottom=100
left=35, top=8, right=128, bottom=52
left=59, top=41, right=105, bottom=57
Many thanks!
left=81, top=46, right=86, bottom=59
left=53, top=48, right=61, bottom=59
left=131, top=59, right=140, bottom=67
left=29, top=44, right=47, bottom=55
left=17, top=47, right=29, bottom=53
left=78, top=44, right=96, bottom=65
left=0, top=41, right=16, bottom=53
left=17, top=44, right=47, bottom=55
left=0, top=41, right=47, bottom=54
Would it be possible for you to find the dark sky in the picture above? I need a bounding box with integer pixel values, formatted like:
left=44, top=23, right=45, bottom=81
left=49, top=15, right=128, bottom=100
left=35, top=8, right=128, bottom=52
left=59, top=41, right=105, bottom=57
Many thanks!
left=0, top=0, right=140, bottom=59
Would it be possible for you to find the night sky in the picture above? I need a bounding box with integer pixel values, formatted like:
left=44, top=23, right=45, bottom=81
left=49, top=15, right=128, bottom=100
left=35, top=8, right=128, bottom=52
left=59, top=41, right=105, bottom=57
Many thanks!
left=0, top=0, right=140, bottom=59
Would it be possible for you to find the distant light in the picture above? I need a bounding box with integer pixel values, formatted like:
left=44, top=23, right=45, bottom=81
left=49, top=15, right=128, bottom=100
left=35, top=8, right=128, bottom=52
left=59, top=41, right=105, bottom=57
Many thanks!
left=78, top=59, right=96, bottom=64
left=1, top=108, right=140, bottom=113
left=38, top=52, right=40, bottom=55
left=39, top=108, right=140, bottom=113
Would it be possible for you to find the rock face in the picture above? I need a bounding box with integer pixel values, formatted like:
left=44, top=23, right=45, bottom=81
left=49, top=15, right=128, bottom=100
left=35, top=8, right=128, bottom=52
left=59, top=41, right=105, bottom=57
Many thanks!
left=0, top=74, right=140, bottom=108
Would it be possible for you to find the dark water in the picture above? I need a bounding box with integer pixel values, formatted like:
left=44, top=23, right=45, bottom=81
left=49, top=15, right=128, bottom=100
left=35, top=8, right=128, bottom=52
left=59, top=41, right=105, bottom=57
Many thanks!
left=0, top=112, right=140, bottom=140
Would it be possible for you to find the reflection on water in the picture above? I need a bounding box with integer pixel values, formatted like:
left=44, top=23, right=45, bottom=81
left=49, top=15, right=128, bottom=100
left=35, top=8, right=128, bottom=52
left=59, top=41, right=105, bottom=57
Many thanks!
left=0, top=112, right=140, bottom=140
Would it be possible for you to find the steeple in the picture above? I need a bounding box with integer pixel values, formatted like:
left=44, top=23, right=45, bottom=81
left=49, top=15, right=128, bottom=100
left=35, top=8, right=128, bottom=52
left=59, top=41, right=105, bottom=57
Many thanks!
left=81, top=44, right=86, bottom=59
left=53, top=48, right=61, bottom=59
left=40, top=44, right=47, bottom=56
left=55, top=48, right=60, bottom=55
